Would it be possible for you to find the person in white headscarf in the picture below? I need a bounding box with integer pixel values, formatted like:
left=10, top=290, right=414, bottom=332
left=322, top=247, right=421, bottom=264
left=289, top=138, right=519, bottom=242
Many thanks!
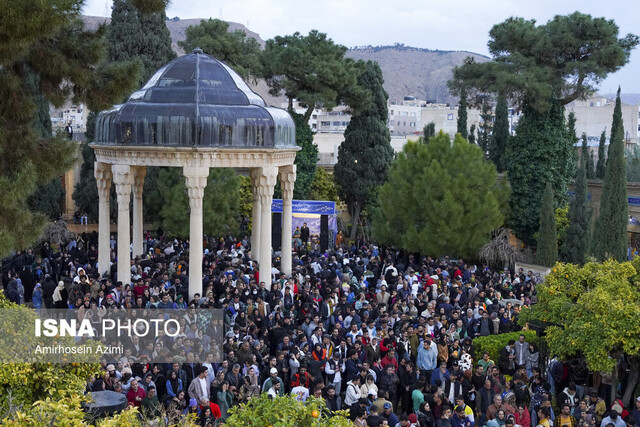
left=52, top=281, right=68, bottom=309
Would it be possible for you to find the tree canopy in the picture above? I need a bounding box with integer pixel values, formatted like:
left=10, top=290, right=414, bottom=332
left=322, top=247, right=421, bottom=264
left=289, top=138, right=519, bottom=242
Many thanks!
left=593, top=88, right=628, bottom=261
left=446, top=13, right=635, bottom=245
left=456, top=86, right=468, bottom=138
left=179, top=18, right=263, bottom=81
left=519, top=259, right=640, bottom=374
left=334, top=61, right=394, bottom=240
left=535, top=183, right=558, bottom=267
left=107, top=0, right=176, bottom=88
left=449, top=12, right=638, bottom=112
left=596, top=129, right=607, bottom=179
left=290, top=112, right=318, bottom=200
left=372, top=132, right=508, bottom=259
left=262, top=30, right=363, bottom=122
left=145, top=168, right=240, bottom=237
left=503, top=100, right=575, bottom=244
left=309, top=167, right=339, bottom=202
left=489, top=93, right=508, bottom=172
left=226, top=394, right=352, bottom=427
left=0, top=0, right=144, bottom=256
left=561, top=139, right=591, bottom=264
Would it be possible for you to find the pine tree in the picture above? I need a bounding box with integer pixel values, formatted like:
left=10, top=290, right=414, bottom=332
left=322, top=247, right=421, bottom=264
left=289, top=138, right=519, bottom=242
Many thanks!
left=593, top=88, right=628, bottom=261
left=457, top=86, right=468, bottom=139
left=536, top=182, right=558, bottom=266
left=478, top=100, right=492, bottom=154
left=468, top=124, right=476, bottom=144
left=179, top=19, right=263, bottom=81
left=372, top=132, right=508, bottom=259
left=26, top=70, right=65, bottom=220
left=490, top=93, right=509, bottom=172
left=423, top=122, right=436, bottom=141
left=0, top=1, right=143, bottom=256
left=335, top=61, right=394, bottom=241
left=562, top=144, right=590, bottom=264
left=595, top=129, right=607, bottom=179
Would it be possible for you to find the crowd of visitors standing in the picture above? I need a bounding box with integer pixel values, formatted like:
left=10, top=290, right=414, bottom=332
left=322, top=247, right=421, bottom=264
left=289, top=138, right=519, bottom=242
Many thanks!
left=2, top=230, right=640, bottom=427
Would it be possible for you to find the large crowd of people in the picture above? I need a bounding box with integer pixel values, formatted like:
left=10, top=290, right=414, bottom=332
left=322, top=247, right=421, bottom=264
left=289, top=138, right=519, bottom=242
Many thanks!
left=2, top=230, right=640, bottom=427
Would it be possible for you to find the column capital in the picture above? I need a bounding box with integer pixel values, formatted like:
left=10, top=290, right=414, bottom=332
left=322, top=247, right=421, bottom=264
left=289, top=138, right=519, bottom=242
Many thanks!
left=279, top=164, right=297, bottom=199
left=133, top=166, right=147, bottom=198
left=112, top=164, right=133, bottom=198
left=183, top=166, right=209, bottom=208
left=94, top=162, right=112, bottom=199
left=256, top=166, right=278, bottom=199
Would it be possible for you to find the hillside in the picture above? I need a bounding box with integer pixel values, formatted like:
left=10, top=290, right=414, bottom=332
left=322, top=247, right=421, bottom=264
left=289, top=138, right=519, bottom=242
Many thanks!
left=82, top=16, right=488, bottom=104
left=346, top=45, right=489, bottom=104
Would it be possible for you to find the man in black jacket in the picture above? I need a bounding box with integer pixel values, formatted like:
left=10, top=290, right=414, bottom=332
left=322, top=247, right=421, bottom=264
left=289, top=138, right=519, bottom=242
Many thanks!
left=300, top=223, right=310, bottom=247
left=325, top=385, right=342, bottom=412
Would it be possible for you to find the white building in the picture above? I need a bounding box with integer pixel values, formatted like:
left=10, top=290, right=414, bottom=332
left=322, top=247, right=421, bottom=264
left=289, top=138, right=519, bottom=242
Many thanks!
left=51, top=103, right=88, bottom=133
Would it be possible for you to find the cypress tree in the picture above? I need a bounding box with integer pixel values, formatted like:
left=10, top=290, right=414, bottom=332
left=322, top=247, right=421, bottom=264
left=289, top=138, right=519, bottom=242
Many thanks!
left=335, top=61, right=394, bottom=241
left=490, top=93, right=509, bottom=172
left=107, top=0, right=176, bottom=87
left=505, top=100, right=573, bottom=244
left=104, top=0, right=176, bottom=225
left=423, top=122, right=436, bottom=141
left=468, top=124, right=476, bottom=144
left=457, top=86, right=468, bottom=139
left=561, top=145, right=590, bottom=264
left=536, top=182, right=558, bottom=266
left=580, top=133, right=589, bottom=168
left=587, top=150, right=596, bottom=179
left=290, top=112, right=318, bottom=199
left=594, top=88, right=628, bottom=261
left=478, top=100, right=492, bottom=154
left=567, top=112, right=578, bottom=144
left=596, top=129, right=607, bottom=179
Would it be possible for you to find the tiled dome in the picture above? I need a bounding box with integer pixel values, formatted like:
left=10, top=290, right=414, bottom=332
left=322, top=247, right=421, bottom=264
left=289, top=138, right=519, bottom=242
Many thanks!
left=94, top=49, right=295, bottom=148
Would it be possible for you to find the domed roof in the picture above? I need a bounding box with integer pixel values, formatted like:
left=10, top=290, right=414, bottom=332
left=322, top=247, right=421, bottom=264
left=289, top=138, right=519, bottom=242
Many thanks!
left=94, top=49, right=296, bottom=148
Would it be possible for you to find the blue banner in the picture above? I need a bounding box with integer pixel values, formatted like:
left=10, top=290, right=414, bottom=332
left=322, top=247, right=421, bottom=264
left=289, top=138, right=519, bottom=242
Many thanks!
left=272, top=199, right=336, bottom=215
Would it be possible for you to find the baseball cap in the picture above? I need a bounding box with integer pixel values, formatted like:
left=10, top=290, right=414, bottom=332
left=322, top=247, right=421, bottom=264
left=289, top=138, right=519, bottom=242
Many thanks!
left=368, top=389, right=377, bottom=396
left=270, top=367, right=278, bottom=375
left=383, top=402, right=391, bottom=409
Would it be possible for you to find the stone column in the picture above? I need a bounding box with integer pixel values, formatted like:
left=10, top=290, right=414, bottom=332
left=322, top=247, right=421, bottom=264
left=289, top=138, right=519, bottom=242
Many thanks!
left=250, top=168, right=262, bottom=262
left=257, top=167, right=278, bottom=289
left=132, top=166, right=146, bottom=258
left=279, top=165, right=296, bottom=276
left=94, top=162, right=112, bottom=277
left=112, top=164, right=133, bottom=285
left=184, top=166, right=209, bottom=300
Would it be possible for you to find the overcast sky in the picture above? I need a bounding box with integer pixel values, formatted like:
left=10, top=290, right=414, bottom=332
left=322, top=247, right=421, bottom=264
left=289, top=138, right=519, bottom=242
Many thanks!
left=83, top=0, right=640, bottom=95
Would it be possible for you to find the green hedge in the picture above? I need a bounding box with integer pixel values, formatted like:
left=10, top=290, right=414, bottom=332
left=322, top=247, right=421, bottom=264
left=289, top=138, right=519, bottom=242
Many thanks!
left=472, top=330, right=540, bottom=365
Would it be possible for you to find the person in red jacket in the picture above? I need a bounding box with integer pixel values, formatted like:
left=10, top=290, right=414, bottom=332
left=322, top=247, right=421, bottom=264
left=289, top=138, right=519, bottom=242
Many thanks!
left=380, top=348, right=399, bottom=372
left=126, top=379, right=147, bottom=407
left=290, top=364, right=312, bottom=388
